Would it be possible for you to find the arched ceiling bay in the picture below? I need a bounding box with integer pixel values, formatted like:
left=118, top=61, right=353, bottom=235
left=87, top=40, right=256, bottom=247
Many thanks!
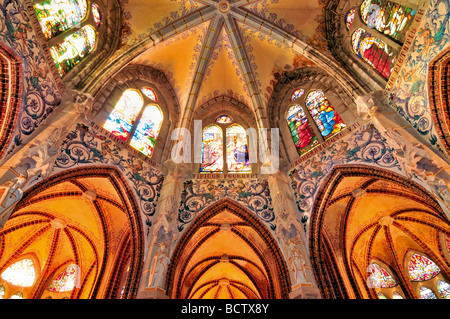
left=0, top=175, right=132, bottom=298
left=97, top=0, right=337, bottom=127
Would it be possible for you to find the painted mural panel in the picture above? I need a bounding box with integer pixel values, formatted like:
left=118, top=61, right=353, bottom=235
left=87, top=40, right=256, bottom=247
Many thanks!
left=178, top=178, right=275, bottom=232
left=0, top=0, right=62, bottom=154
left=54, top=121, right=164, bottom=229
left=388, top=0, right=450, bottom=149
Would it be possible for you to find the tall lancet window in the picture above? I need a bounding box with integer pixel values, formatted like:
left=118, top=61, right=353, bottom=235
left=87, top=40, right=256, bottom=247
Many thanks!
left=200, top=124, right=224, bottom=173
left=34, top=0, right=102, bottom=76
left=344, top=0, right=417, bottom=80
left=200, top=115, right=252, bottom=173
left=103, top=87, right=163, bottom=158
left=286, top=89, right=346, bottom=156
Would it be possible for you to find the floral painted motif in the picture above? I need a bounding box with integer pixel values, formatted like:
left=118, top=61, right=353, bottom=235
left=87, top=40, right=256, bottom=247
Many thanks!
left=289, top=123, right=400, bottom=230
left=54, top=121, right=164, bottom=228
left=178, top=178, right=275, bottom=231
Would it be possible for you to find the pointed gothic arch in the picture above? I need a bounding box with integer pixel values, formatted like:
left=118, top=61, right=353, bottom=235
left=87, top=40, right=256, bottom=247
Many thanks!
left=0, top=44, right=23, bottom=160
left=309, top=164, right=450, bottom=299
left=1, top=166, right=145, bottom=298
left=165, top=198, right=291, bottom=299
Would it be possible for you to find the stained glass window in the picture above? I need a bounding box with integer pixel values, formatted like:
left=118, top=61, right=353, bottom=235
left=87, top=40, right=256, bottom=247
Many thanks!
left=367, top=263, right=396, bottom=288
left=34, top=0, right=88, bottom=40
left=377, top=292, right=388, bottom=299
left=392, top=292, right=404, bottom=299
left=447, top=235, right=450, bottom=253
left=1, top=259, right=36, bottom=287
left=360, top=0, right=416, bottom=44
left=215, top=115, right=234, bottom=124
left=345, top=7, right=355, bottom=30
left=286, top=104, right=319, bottom=156
left=141, top=87, right=157, bottom=102
left=92, top=3, right=101, bottom=28
left=0, top=286, right=4, bottom=299
left=408, top=254, right=440, bottom=281
left=50, top=25, right=97, bottom=76
left=48, top=265, right=78, bottom=292
left=103, top=89, right=144, bottom=141
left=226, top=125, right=251, bottom=173
left=305, top=90, right=346, bottom=139
left=200, top=125, right=223, bottom=172
left=437, top=280, right=450, bottom=299
left=420, top=286, right=437, bottom=299
left=9, top=292, right=23, bottom=299
left=291, top=89, right=305, bottom=102
left=351, top=28, right=398, bottom=79
left=129, top=104, right=163, bottom=157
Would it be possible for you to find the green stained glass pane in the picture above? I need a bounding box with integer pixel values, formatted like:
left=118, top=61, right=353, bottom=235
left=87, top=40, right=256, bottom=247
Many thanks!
left=34, top=0, right=88, bottom=40
left=286, top=104, right=318, bottom=156
left=50, top=25, right=97, bottom=77
left=360, top=0, right=416, bottom=44
left=305, top=90, right=346, bottom=139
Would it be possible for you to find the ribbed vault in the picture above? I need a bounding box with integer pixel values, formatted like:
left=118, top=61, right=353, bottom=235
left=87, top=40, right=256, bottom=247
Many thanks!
left=166, top=198, right=291, bottom=299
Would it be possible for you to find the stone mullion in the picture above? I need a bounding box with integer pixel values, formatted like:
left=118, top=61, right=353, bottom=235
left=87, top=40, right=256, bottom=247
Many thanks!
left=383, top=225, right=417, bottom=298
left=231, top=7, right=366, bottom=99
left=179, top=16, right=224, bottom=130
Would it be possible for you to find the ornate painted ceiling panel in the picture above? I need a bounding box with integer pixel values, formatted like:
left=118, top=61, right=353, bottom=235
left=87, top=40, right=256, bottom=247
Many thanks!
left=100, top=0, right=337, bottom=124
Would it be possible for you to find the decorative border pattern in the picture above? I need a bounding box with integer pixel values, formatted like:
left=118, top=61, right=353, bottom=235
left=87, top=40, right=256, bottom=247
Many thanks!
left=52, top=121, right=164, bottom=230
left=289, top=123, right=401, bottom=230
left=178, top=178, right=276, bottom=232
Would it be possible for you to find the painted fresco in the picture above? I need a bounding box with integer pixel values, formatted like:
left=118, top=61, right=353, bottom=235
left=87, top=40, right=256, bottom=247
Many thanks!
left=388, top=0, right=450, bottom=149
left=53, top=121, right=164, bottom=230
left=178, top=178, right=275, bottom=232
left=0, top=0, right=62, bottom=155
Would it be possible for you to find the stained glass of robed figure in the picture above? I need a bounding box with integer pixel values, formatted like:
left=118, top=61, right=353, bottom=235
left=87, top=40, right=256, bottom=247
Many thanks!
left=50, top=25, right=97, bottom=76
left=352, top=27, right=398, bottom=79
left=286, top=104, right=319, bottom=156
left=34, top=0, right=88, bottom=39
left=226, top=125, right=251, bottom=173
left=360, top=0, right=416, bottom=44
left=200, top=125, right=224, bottom=172
left=103, top=89, right=144, bottom=141
left=305, top=90, right=346, bottom=139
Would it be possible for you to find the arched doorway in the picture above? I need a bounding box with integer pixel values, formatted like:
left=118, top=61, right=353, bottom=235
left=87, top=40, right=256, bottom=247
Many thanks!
left=310, top=165, right=450, bottom=299
left=166, top=198, right=291, bottom=299
left=0, top=167, right=144, bottom=299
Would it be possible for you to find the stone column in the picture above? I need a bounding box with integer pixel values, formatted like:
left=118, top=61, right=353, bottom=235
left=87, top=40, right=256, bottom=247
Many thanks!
left=136, top=160, right=192, bottom=299
left=267, top=165, right=321, bottom=299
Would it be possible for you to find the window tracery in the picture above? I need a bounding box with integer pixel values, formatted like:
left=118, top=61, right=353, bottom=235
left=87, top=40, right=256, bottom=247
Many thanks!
left=286, top=89, right=346, bottom=156
left=103, top=88, right=163, bottom=158
left=34, top=0, right=101, bottom=76
left=200, top=120, right=251, bottom=174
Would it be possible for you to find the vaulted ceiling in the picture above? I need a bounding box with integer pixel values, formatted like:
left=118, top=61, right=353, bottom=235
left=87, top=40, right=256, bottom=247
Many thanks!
left=90, top=0, right=345, bottom=128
